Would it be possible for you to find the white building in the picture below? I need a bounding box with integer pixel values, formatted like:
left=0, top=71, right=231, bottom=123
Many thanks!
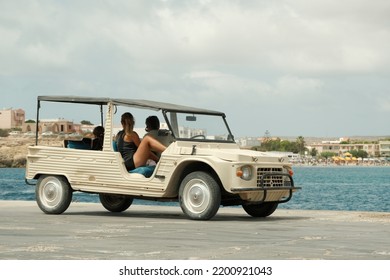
left=379, top=141, right=390, bottom=157
left=237, top=137, right=261, bottom=147
left=0, top=108, right=25, bottom=129
left=309, top=141, right=380, bottom=157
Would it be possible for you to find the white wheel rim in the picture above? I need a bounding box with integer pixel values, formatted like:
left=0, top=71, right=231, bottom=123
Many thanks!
left=40, top=178, right=63, bottom=208
left=183, top=179, right=211, bottom=214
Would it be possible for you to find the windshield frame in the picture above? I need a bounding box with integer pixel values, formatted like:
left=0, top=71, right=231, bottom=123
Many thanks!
left=161, top=109, right=235, bottom=143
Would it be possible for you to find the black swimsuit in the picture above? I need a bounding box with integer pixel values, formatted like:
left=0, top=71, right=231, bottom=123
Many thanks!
left=117, top=131, right=138, bottom=170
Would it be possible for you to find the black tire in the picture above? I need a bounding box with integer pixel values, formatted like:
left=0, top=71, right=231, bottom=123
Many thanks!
left=99, top=194, right=133, bottom=212
left=36, top=175, right=72, bottom=214
left=242, top=202, right=278, bottom=217
left=179, top=171, right=221, bottom=220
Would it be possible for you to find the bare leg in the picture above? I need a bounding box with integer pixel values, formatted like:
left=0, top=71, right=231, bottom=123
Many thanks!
left=133, top=135, right=166, bottom=168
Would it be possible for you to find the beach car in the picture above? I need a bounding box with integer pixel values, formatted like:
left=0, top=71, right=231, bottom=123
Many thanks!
left=25, top=96, right=300, bottom=220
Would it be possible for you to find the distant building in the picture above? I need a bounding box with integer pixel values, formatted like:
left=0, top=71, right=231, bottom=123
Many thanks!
left=379, top=141, right=390, bottom=157
left=178, top=126, right=206, bottom=139
left=237, top=137, right=261, bottom=147
left=309, top=140, right=381, bottom=157
left=22, top=119, right=77, bottom=134
left=0, top=108, right=25, bottom=129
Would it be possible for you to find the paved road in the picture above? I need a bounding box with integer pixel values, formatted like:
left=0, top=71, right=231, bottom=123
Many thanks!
left=0, top=201, right=389, bottom=260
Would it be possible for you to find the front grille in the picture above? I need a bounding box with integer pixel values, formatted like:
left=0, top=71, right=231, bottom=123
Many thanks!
left=257, top=167, right=284, bottom=187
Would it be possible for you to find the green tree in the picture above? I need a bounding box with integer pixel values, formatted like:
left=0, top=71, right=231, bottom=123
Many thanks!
left=349, top=149, right=368, bottom=158
left=320, top=152, right=337, bottom=159
left=0, top=129, right=8, bottom=137
left=81, top=120, right=93, bottom=125
left=258, top=138, right=299, bottom=153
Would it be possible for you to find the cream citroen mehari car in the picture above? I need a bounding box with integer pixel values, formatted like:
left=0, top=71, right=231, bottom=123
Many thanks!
left=25, top=96, right=300, bottom=220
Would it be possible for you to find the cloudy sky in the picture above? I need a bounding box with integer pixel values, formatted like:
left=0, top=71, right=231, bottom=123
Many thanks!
left=1, top=0, right=389, bottom=138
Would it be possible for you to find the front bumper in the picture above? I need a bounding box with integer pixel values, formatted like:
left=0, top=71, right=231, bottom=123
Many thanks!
left=230, top=172, right=301, bottom=203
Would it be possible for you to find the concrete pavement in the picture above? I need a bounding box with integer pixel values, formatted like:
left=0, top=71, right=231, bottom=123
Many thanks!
left=0, top=200, right=389, bottom=260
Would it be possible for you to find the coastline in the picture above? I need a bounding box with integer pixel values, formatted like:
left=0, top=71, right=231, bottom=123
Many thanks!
left=1, top=137, right=389, bottom=168
left=0, top=137, right=62, bottom=168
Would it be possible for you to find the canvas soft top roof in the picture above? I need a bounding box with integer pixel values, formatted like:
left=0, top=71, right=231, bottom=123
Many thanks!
left=38, top=95, right=225, bottom=116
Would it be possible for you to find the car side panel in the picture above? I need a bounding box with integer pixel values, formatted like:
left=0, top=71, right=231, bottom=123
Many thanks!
left=26, top=146, right=175, bottom=197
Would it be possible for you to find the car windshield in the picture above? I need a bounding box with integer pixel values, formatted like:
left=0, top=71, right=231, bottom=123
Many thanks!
left=164, top=111, right=234, bottom=142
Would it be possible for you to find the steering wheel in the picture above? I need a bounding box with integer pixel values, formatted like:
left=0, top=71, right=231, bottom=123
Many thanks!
left=191, top=135, right=206, bottom=139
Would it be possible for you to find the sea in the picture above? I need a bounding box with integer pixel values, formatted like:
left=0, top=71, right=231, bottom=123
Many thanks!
left=0, top=166, right=389, bottom=212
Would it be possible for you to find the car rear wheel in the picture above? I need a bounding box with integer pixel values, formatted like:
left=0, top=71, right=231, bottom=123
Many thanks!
left=36, top=175, right=72, bottom=214
left=242, top=202, right=278, bottom=217
left=99, top=194, right=133, bottom=212
left=179, top=171, right=221, bottom=220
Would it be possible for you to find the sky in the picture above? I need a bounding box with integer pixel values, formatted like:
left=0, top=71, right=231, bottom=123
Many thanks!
left=1, top=0, right=389, bottom=138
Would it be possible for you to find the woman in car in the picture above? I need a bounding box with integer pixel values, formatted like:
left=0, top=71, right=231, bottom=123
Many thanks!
left=116, top=112, right=166, bottom=171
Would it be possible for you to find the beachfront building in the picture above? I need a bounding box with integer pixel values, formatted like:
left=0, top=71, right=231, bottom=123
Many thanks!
left=308, top=139, right=380, bottom=157
left=0, top=108, right=25, bottom=129
left=379, top=141, right=390, bottom=157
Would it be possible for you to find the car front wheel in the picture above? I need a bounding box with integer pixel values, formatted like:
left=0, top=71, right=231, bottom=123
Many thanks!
left=99, top=194, right=133, bottom=212
left=179, top=171, right=221, bottom=220
left=36, top=175, right=72, bottom=214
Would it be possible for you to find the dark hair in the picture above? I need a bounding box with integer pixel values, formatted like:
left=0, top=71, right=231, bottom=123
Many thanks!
left=145, top=116, right=160, bottom=130
left=93, top=126, right=105, bottom=138
left=92, top=126, right=105, bottom=150
left=121, top=112, right=134, bottom=121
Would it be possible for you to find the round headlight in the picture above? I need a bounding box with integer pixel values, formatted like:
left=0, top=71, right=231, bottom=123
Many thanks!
left=240, top=165, right=252, bottom=180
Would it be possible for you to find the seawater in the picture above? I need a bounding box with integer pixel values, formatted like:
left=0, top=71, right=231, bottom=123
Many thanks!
left=0, top=166, right=389, bottom=212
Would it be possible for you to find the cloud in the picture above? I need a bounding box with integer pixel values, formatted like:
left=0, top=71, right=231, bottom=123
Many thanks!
left=1, top=0, right=389, bottom=136
left=184, top=70, right=273, bottom=95
left=2, top=1, right=389, bottom=74
left=276, top=75, right=323, bottom=96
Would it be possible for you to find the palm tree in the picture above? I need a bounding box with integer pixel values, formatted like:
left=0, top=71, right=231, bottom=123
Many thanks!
left=296, top=136, right=306, bottom=155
